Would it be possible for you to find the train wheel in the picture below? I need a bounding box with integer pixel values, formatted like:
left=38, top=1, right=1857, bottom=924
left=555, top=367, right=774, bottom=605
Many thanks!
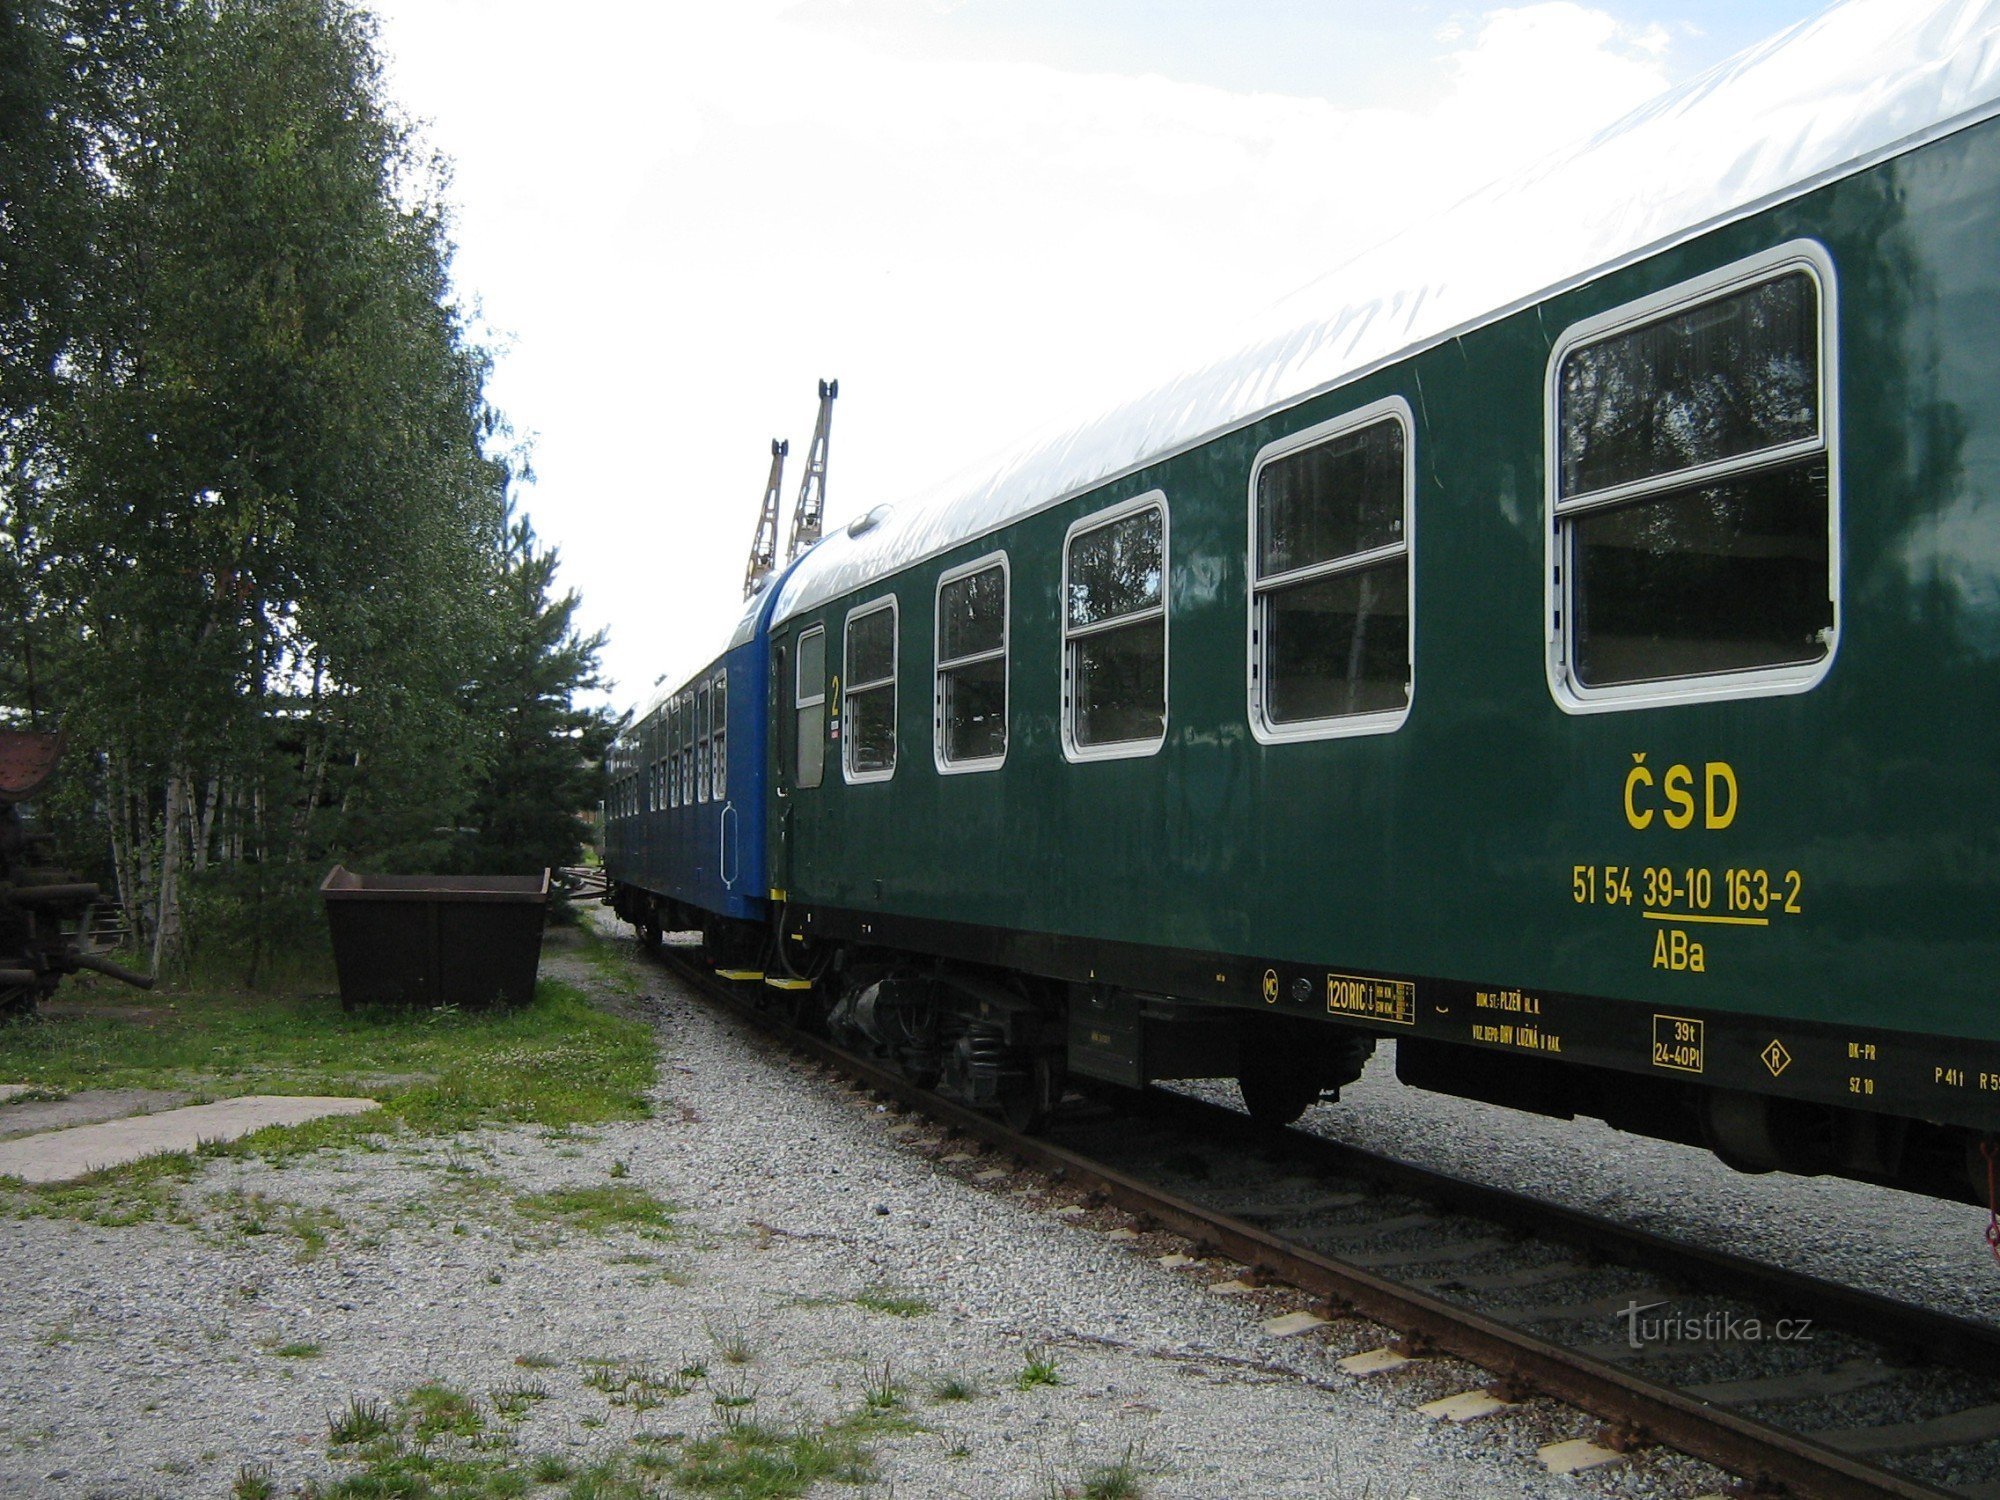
left=999, top=1055, right=1059, bottom=1134
left=1237, top=1061, right=1323, bottom=1128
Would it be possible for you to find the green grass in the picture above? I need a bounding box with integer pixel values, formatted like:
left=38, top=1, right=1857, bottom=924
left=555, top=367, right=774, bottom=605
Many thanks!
left=575, top=921, right=644, bottom=997
left=1074, top=1444, right=1147, bottom=1500
left=579, top=1357, right=701, bottom=1409
left=929, top=1375, right=979, bottom=1402
left=667, top=1406, right=913, bottom=1497
left=853, top=1285, right=933, bottom=1318
left=403, top=1382, right=482, bottom=1443
left=513, top=1184, right=675, bottom=1239
left=0, top=978, right=655, bottom=1221
left=328, top=1396, right=395, bottom=1447
left=273, top=1341, right=322, bottom=1359
left=488, top=1381, right=548, bottom=1421
left=216, top=1190, right=347, bottom=1260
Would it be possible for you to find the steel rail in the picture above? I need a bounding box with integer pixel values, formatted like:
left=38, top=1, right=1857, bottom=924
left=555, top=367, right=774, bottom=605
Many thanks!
left=1124, top=1085, right=2000, bottom=1378
left=651, top=945, right=1961, bottom=1500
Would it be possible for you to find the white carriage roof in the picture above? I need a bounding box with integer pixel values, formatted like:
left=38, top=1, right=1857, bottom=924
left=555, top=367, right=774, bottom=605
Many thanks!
left=769, top=0, right=2000, bottom=627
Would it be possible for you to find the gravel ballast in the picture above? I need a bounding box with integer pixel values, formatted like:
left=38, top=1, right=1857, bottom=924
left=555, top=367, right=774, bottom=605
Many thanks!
left=3, top=927, right=1734, bottom=1499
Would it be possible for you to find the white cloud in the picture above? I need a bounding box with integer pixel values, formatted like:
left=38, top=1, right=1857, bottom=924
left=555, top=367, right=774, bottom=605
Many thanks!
left=1438, top=5, right=1673, bottom=151
left=369, top=1, right=1677, bottom=707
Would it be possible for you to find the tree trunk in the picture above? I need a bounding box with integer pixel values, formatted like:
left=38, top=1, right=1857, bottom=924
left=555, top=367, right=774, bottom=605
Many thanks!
left=151, top=764, right=187, bottom=977
left=104, top=749, right=144, bottom=949
left=193, top=769, right=220, bottom=873
left=288, top=730, right=329, bottom=865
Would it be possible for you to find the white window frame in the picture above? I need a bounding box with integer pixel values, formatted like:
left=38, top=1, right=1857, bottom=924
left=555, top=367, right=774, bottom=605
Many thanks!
left=695, top=681, right=710, bottom=805
left=933, top=551, right=1010, bottom=775
left=1245, top=396, right=1415, bottom=745
left=795, top=627, right=828, bottom=790
left=1060, top=491, right=1170, bottom=764
left=682, top=691, right=695, bottom=803
left=711, top=668, right=728, bottom=801
left=842, top=595, right=899, bottom=785
left=1544, top=239, right=1841, bottom=714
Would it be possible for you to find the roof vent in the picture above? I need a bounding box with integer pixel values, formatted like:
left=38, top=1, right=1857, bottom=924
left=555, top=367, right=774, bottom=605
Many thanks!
left=846, top=504, right=890, bottom=539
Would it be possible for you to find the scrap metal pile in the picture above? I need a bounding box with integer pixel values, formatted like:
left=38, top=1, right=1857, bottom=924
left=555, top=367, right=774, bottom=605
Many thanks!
left=0, top=727, right=152, bottom=1017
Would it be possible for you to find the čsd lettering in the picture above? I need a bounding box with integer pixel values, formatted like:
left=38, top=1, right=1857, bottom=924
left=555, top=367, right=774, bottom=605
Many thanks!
left=1624, top=755, right=1740, bottom=832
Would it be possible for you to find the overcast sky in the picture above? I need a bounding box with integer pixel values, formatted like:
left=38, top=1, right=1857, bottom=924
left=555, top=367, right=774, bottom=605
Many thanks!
left=366, top=0, right=1833, bottom=714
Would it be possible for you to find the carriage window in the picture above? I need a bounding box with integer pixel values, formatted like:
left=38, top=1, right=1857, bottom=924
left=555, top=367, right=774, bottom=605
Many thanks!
left=1552, top=248, right=1835, bottom=703
left=844, top=597, right=898, bottom=782
left=1063, top=497, right=1166, bottom=758
left=682, top=693, right=695, bottom=805
left=695, top=681, right=711, bottom=804
left=711, top=670, right=728, bottom=800
left=1251, top=404, right=1411, bottom=738
left=935, top=556, right=1008, bottom=771
left=796, top=628, right=826, bottom=789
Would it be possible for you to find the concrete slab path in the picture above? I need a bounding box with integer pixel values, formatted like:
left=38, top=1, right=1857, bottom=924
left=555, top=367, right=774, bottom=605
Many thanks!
left=0, top=1084, right=33, bottom=1104
left=0, top=1087, right=194, bottom=1141
left=0, top=1096, right=380, bottom=1183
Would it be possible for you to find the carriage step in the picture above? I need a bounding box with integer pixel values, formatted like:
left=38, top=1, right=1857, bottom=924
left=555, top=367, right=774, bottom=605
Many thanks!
left=764, top=976, right=815, bottom=991
left=715, top=969, right=765, bottom=982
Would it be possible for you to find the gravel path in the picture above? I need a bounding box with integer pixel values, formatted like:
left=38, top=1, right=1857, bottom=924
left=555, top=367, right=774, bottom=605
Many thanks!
left=1, top=928, right=1734, bottom=1499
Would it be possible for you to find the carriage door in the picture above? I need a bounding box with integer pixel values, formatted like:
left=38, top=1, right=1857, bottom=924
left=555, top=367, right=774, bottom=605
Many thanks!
left=771, top=637, right=794, bottom=895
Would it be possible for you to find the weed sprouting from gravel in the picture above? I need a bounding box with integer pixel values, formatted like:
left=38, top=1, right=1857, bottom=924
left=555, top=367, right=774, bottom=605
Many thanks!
left=512, top=1351, right=558, bottom=1369
left=274, top=1340, right=321, bottom=1359
left=1015, top=1345, right=1063, bottom=1391
left=405, top=1381, right=482, bottom=1442
left=1077, top=1443, right=1147, bottom=1500
left=929, top=1375, right=979, bottom=1402
left=328, top=1395, right=394, bottom=1446
left=231, top=1461, right=275, bottom=1500
left=862, top=1361, right=905, bottom=1413
left=581, top=1357, right=700, bottom=1409
left=709, top=1370, right=760, bottom=1428
left=854, top=1285, right=932, bottom=1318
left=489, top=1381, right=550, bottom=1420
left=707, top=1316, right=757, bottom=1365
left=529, top=1452, right=574, bottom=1483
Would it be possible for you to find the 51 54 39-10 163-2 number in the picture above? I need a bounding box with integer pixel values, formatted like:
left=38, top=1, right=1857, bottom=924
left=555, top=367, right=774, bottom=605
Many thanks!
left=1573, top=864, right=1803, bottom=916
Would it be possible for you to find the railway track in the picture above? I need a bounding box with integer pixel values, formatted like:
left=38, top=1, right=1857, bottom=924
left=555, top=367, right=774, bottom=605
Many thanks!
left=639, top=935, right=2000, bottom=1499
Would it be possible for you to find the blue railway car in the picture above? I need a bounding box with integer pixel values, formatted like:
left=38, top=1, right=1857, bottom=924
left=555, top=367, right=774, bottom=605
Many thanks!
left=603, top=583, right=780, bottom=958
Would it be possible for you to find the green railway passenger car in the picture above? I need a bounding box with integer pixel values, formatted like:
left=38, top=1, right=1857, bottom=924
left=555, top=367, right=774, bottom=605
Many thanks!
left=631, top=0, right=2000, bottom=1203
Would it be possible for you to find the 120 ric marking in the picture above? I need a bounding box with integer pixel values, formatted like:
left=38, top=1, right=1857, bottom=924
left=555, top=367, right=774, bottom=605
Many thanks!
left=1573, top=865, right=1802, bottom=915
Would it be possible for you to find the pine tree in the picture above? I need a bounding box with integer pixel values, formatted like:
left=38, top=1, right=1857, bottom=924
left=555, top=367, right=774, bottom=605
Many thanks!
left=454, top=502, right=621, bottom=877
